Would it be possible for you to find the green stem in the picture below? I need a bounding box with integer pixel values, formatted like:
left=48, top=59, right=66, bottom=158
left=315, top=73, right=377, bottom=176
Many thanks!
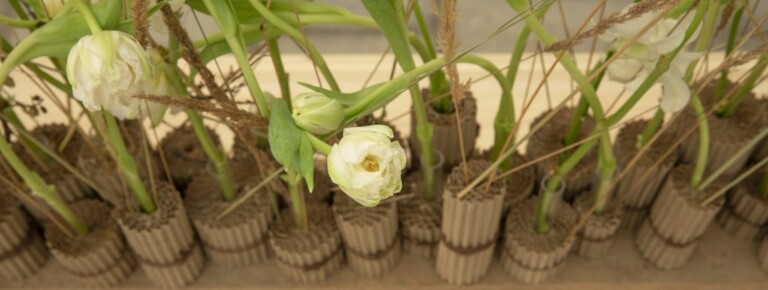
left=564, top=54, right=612, bottom=150
left=193, top=13, right=377, bottom=49
left=306, top=132, right=331, bottom=155
left=510, top=0, right=604, bottom=120
left=689, top=96, right=709, bottom=188
left=188, top=111, right=235, bottom=201
left=0, top=14, right=39, bottom=28
left=507, top=26, right=531, bottom=85
left=719, top=56, right=768, bottom=117
left=594, top=145, right=616, bottom=215
left=285, top=170, right=306, bottom=230
left=7, top=121, right=112, bottom=204
left=361, top=0, right=436, bottom=200
left=412, top=3, right=436, bottom=60
left=103, top=113, right=155, bottom=213
left=226, top=32, right=270, bottom=116
left=538, top=133, right=600, bottom=233
left=512, top=0, right=617, bottom=228
left=74, top=0, right=103, bottom=34
left=275, top=13, right=377, bottom=28
left=267, top=36, right=291, bottom=102
left=0, top=38, right=50, bottom=164
left=0, top=129, right=88, bottom=235
left=201, top=0, right=270, bottom=116
left=247, top=0, right=340, bottom=92
left=685, top=0, right=720, bottom=81
left=455, top=55, right=514, bottom=165
left=716, top=5, right=744, bottom=99
left=563, top=98, right=589, bottom=159
left=411, top=1, right=450, bottom=112
left=637, top=109, right=665, bottom=148
left=8, top=0, right=30, bottom=21
left=344, top=58, right=447, bottom=119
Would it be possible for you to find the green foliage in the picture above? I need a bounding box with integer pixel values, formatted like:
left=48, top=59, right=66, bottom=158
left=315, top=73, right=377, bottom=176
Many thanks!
left=11, top=0, right=124, bottom=63
left=268, top=101, right=315, bottom=191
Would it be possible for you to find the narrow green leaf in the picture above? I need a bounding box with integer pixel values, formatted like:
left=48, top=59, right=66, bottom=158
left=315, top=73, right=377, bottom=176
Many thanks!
left=268, top=101, right=302, bottom=171
left=299, top=134, right=315, bottom=192
left=298, top=82, right=384, bottom=106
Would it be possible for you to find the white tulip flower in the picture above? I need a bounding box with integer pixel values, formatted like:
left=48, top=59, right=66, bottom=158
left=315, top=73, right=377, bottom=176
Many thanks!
left=66, top=31, right=154, bottom=119
left=327, top=125, right=407, bottom=207
left=144, top=50, right=184, bottom=125
left=291, top=92, right=344, bottom=135
left=601, top=4, right=699, bottom=113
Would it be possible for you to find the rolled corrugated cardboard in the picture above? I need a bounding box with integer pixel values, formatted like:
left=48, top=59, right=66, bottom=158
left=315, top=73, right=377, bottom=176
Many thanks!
left=636, top=165, right=723, bottom=270
left=436, top=159, right=505, bottom=285
left=410, top=90, right=478, bottom=170
left=45, top=199, right=137, bottom=287
left=185, top=159, right=272, bottom=267
left=333, top=193, right=400, bottom=278
left=526, top=108, right=597, bottom=200
left=270, top=204, right=343, bottom=283
left=501, top=197, right=578, bottom=284
left=572, top=194, right=621, bottom=259
left=160, top=125, right=220, bottom=190
left=0, top=191, right=48, bottom=281
left=399, top=174, right=441, bottom=259
left=674, top=82, right=763, bottom=177
left=614, top=120, right=676, bottom=231
left=716, top=172, right=768, bottom=241
left=116, top=182, right=204, bottom=288
left=502, top=152, right=535, bottom=214
left=759, top=236, right=768, bottom=273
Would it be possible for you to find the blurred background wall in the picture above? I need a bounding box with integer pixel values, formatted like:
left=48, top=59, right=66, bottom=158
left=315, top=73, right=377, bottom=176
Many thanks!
left=2, top=0, right=767, bottom=53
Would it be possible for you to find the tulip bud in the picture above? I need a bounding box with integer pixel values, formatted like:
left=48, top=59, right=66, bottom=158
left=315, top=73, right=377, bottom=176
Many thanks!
left=144, top=58, right=185, bottom=126
left=291, top=92, right=344, bottom=135
left=327, top=125, right=407, bottom=207
left=66, top=31, right=154, bottom=119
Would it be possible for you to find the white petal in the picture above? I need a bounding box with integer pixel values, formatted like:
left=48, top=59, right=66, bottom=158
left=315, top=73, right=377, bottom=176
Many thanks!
left=607, top=58, right=644, bottom=83
left=659, top=73, right=691, bottom=113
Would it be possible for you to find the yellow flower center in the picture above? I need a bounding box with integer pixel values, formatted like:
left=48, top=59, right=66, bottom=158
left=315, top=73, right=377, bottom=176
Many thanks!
left=361, top=155, right=380, bottom=172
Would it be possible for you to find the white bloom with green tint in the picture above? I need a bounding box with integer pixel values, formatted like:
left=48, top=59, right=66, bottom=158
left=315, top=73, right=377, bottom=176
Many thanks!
left=292, top=92, right=344, bottom=135
left=66, top=31, right=154, bottom=119
left=327, top=125, right=406, bottom=207
left=602, top=4, right=699, bottom=113
left=144, top=49, right=184, bottom=125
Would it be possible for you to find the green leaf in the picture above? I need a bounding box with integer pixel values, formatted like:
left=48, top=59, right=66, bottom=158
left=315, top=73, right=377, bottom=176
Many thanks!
left=188, top=0, right=350, bottom=25
left=361, top=0, right=416, bottom=71
left=298, top=134, right=314, bottom=192
left=268, top=100, right=302, bottom=170
left=268, top=100, right=315, bottom=191
left=201, top=0, right=240, bottom=38
left=298, top=82, right=383, bottom=106
left=12, top=0, right=124, bottom=63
